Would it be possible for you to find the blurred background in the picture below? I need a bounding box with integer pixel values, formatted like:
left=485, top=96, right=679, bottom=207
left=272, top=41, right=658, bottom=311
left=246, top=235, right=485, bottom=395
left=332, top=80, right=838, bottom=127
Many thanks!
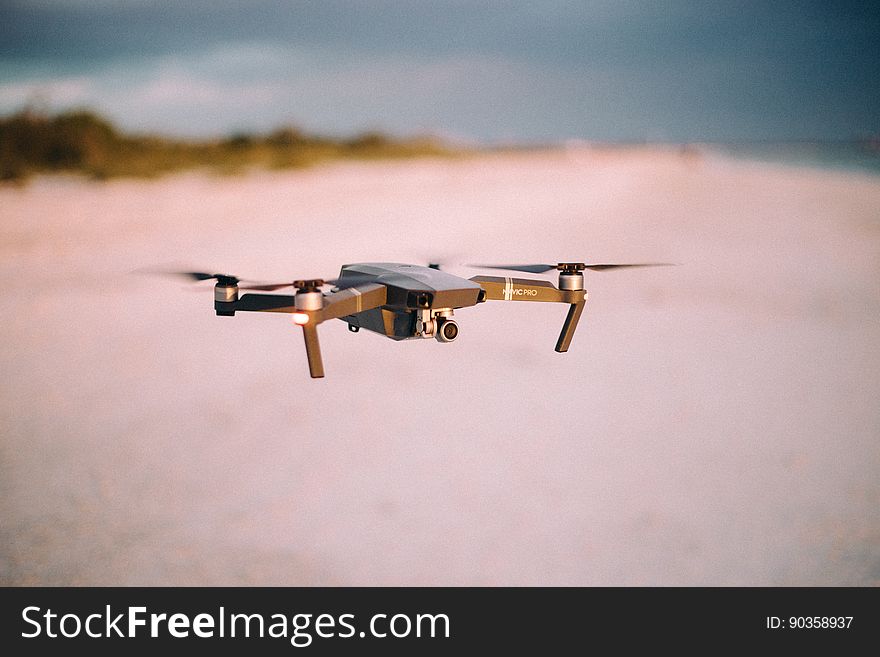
left=1, top=1, right=878, bottom=585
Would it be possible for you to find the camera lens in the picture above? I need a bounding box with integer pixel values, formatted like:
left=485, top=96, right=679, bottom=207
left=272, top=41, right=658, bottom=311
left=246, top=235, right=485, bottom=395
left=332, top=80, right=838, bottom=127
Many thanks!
left=435, top=318, right=459, bottom=342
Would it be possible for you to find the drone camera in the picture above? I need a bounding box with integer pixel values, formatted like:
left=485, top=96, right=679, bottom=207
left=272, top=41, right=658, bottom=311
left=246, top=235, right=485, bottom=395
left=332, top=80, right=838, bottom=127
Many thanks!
left=435, top=318, right=459, bottom=342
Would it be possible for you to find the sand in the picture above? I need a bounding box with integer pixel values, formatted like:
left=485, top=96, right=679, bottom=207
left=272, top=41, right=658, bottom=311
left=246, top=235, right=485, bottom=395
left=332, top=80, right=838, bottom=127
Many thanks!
left=1, top=148, right=878, bottom=585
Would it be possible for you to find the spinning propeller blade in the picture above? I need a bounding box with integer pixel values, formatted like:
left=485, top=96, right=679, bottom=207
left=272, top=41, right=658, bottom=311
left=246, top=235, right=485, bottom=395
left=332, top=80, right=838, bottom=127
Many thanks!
left=469, top=262, right=675, bottom=273
left=238, top=282, right=294, bottom=291
left=178, top=271, right=238, bottom=283
left=469, top=263, right=558, bottom=273
left=162, top=270, right=381, bottom=291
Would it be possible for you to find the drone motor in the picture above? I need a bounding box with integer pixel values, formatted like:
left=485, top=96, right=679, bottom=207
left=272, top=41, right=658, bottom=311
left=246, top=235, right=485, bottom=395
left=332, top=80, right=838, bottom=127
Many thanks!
left=557, top=263, right=586, bottom=291
left=293, top=279, right=325, bottom=311
left=213, top=276, right=239, bottom=316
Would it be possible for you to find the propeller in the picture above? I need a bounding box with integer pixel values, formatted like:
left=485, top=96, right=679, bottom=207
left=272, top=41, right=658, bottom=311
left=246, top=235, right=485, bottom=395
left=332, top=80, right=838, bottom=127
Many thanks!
left=468, top=262, right=676, bottom=273
left=413, top=250, right=457, bottom=271
left=168, top=271, right=283, bottom=290
left=177, top=271, right=240, bottom=283
left=160, top=270, right=378, bottom=291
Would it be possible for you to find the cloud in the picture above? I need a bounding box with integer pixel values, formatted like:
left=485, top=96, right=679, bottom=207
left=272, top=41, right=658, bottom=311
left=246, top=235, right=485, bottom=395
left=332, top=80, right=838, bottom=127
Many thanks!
left=0, top=43, right=582, bottom=139
left=131, top=71, right=281, bottom=109
left=1, top=14, right=878, bottom=143
left=0, top=44, right=297, bottom=133
left=0, top=75, right=95, bottom=107
left=0, top=39, right=755, bottom=141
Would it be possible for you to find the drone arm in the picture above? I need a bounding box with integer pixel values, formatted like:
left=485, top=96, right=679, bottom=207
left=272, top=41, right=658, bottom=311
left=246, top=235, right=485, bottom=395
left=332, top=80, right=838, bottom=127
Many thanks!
left=470, top=276, right=565, bottom=303
left=469, top=275, right=588, bottom=352
left=301, top=324, right=324, bottom=378
left=222, top=285, right=386, bottom=379
left=229, top=293, right=298, bottom=313
left=232, top=284, right=386, bottom=320
left=555, top=299, right=586, bottom=352
left=295, top=284, right=386, bottom=379
left=316, top=284, right=387, bottom=322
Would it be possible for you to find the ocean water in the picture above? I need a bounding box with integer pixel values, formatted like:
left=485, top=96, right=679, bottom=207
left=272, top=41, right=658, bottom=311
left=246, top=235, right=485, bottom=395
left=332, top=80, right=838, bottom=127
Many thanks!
left=712, top=141, right=880, bottom=176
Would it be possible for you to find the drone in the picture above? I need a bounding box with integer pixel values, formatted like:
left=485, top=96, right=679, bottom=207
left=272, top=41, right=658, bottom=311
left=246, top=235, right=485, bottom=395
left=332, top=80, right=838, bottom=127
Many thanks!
left=174, top=261, right=671, bottom=378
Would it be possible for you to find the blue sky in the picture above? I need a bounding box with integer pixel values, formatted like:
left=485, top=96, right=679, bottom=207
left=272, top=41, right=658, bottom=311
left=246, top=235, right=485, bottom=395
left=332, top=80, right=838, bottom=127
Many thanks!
left=1, top=1, right=878, bottom=141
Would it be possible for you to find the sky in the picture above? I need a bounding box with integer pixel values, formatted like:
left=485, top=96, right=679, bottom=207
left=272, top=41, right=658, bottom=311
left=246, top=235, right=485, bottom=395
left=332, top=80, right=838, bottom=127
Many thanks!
left=1, top=1, right=878, bottom=142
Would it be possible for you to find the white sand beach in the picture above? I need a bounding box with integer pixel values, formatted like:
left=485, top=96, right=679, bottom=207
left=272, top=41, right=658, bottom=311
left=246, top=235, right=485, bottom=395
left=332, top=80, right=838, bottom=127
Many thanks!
left=1, top=148, right=878, bottom=585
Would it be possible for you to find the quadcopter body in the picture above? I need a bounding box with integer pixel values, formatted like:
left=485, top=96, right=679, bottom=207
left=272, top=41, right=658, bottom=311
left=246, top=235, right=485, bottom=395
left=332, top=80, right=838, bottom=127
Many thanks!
left=186, top=260, right=668, bottom=378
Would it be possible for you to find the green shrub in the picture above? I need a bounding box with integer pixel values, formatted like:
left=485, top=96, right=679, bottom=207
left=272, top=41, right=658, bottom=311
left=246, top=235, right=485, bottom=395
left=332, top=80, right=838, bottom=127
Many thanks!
left=0, top=108, right=459, bottom=182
